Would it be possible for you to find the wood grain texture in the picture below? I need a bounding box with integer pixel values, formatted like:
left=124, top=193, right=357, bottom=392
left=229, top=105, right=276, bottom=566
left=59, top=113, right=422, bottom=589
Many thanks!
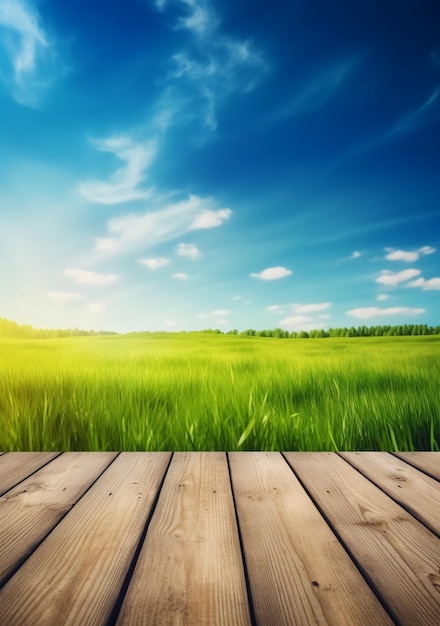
left=339, top=452, right=440, bottom=536
left=0, top=452, right=171, bottom=626
left=0, top=452, right=60, bottom=496
left=117, top=452, right=251, bottom=626
left=0, top=451, right=118, bottom=586
left=393, top=452, right=440, bottom=481
left=284, top=452, right=440, bottom=626
left=229, top=452, right=393, bottom=626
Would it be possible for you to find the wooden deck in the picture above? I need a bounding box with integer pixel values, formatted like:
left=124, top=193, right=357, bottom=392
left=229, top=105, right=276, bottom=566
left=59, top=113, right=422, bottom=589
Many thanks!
left=0, top=452, right=439, bottom=625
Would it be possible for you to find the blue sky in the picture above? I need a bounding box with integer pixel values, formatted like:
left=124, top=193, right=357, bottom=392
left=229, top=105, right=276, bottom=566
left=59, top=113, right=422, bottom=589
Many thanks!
left=1, top=0, right=439, bottom=333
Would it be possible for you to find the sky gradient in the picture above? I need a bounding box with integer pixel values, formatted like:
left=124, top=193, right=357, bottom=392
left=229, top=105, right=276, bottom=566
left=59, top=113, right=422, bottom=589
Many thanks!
left=1, top=0, right=439, bottom=332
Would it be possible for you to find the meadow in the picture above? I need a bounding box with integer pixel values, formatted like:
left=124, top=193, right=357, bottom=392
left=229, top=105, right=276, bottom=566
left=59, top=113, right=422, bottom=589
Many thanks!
left=0, top=333, right=438, bottom=451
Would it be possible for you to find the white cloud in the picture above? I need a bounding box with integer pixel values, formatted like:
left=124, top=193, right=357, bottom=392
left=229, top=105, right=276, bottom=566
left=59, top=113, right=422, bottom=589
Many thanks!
left=95, top=238, right=121, bottom=253
left=250, top=266, right=292, bottom=281
left=48, top=291, right=83, bottom=303
left=231, top=295, right=242, bottom=301
left=419, top=246, right=436, bottom=256
left=346, top=307, right=425, bottom=320
left=266, top=304, right=281, bottom=312
left=406, top=277, right=440, bottom=291
left=64, top=269, right=118, bottom=285
left=138, top=257, right=170, bottom=270
left=351, top=251, right=361, bottom=259
left=279, top=315, right=313, bottom=330
left=385, top=249, right=418, bottom=262
left=190, top=208, right=231, bottom=229
left=292, top=302, right=331, bottom=314
left=173, top=272, right=188, bottom=280
left=385, top=246, right=436, bottom=262
left=96, top=195, right=231, bottom=255
left=78, top=136, right=156, bottom=205
left=212, top=309, right=229, bottom=316
left=176, top=242, right=201, bottom=260
left=376, top=294, right=389, bottom=301
left=278, top=304, right=331, bottom=330
left=0, top=0, right=56, bottom=106
left=375, top=269, right=421, bottom=286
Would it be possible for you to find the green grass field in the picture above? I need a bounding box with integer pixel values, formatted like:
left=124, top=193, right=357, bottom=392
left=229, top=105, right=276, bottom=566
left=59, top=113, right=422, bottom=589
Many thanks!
left=0, top=333, right=438, bottom=451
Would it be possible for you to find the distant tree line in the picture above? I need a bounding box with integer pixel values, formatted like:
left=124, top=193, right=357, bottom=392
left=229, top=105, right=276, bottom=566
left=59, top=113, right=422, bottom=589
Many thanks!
left=0, top=318, right=118, bottom=339
left=1, top=317, right=439, bottom=340
left=201, top=324, right=440, bottom=338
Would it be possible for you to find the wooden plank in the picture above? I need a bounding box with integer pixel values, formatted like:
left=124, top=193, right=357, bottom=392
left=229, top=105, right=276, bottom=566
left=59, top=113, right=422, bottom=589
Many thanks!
left=284, top=452, right=440, bottom=626
left=0, top=452, right=60, bottom=496
left=0, top=452, right=171, bottom=626
left=393, top=452, right=440, bottom=481
left=0, top=451, right=118, bottom=586
left=340, top=452, right=440, bottom=536
left=117, top=452, right=251, bottom=626
left=229, top=452, right=393, bottom=626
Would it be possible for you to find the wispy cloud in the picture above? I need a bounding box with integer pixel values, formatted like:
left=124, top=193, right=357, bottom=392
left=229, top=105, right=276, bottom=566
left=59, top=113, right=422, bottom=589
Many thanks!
left=96, top=195, right=231, bottom=255
left=48, top=291, right=83, bottom=303
left=375, top=268, right=421, bottom=286
left=351, top=250, right=361, bottom=259
left=406, top=277, right=440, bottom=291
left=78, top=136, right=157, bottom=205
left=175, top=0, right=218, bottom=37
left=138, top=257, right=170, bottom=270
left=64, top=269, right=118, bottom=285
left=173, top=272, right=188, bottom=280
left=155, top=0, right=217, bottom=36
left=266, top=304, right=282, bottom=312
left=0, top=0, right=57, bottom=106
left=250, top=267, right=292, bottom=281
left=292, top=302, right=331, bottom=314
left=176, top=242, right=201, bottom=260
left=376, top=294, right=389, bottom=301
left=347, top=307, right=425, bottom=320
left=274, top=57, right=361, bottom=121
left=386, top=88, right=440, bottom=140
left=158, top=0, right=267, bottom=130
left=385, top=246, right=436, bottom=262
left=348, top=89, right=440, bottom=157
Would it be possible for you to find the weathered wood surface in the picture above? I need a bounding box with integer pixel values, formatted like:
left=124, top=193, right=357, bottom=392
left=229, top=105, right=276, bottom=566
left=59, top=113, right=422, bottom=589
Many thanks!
left=0, top=452, right=60, bottom=496
left=284, top=452, right=440, bottom=626
left=0, top=452, right=438, bottom=626
left=339, top=451, right=440, bottom=535
left=393, top=451, right=440, bottom=480
left=117, top=452, right=251, bottom=626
